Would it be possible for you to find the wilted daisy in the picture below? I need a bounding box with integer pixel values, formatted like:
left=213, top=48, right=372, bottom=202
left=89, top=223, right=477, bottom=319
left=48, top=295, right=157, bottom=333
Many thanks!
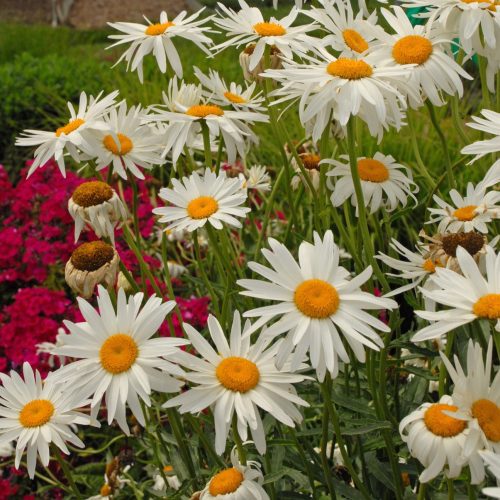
left=413, top=245, right=500, bottom=342
left=194, top=67, right=266, bottom=111
left=481, top=450, right=500, bottom=498
left=65, top=241, right=120, bottom=299
left=164, top=312, right=309, bottom=455
left=305, top=0, right=380, bottom=56
left=16, top=90, right=119, bottom=178
left=370, top=6, right=472, bottom=107
left=48, top=286, right=188, bottom=434
left=68, top=181, right=128, bottom=244
left=440, top=339, right=499, bottom=483
left=239, top=43, right=283, bottom=82
left=213, top=0, right=317, bottom=71
left=291, top=152, right=322, bottom=191
left=83, top=102, right=166, bottom=180
left=148, top=80, right=268, bottom=164
left=399, top=395, right=476, bottom=483
left=376, top=238, right=444, bottom=299
left=265, top=52, right=414, bottom=141
left=325, top=153, right=419, bottom=215
left=0, top=362, right=95, bottom=478
left=462, top=109, right=500, bottom=162
left=107, top=10, right=214, bottom=82
left=153, top=168, right=250, bottom=232
left=403, top=0, right=500, bottom=54
left=427, top=162, right=500, bottom=234
left=200, top=448, right=269, bottom=499
left=238, top=231, right=397, bottom=381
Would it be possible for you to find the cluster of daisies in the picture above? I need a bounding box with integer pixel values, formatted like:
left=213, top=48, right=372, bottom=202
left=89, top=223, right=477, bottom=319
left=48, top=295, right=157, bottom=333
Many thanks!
left=6, top=0, right=500, bottom=497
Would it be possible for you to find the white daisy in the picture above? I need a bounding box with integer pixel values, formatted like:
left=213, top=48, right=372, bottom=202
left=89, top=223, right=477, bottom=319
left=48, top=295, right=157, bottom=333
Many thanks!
left=376, top=238, right=444, bottom=299
left=370, top=6, right=472, bottom=107
left=427, top=162, right=500, bottom=234
left=265, top=51, right=415, bottom=141
left=240, top=165, right=271, bottom=192
left=440, top=338, right=500, bottom=483
left=48, top=286, right=188, bottom=435
left=461, top=109, right=500, bottom=162
left=200, top=448, right=269, bottom=499
left=413, top=245, right=500, bottom=342
left=403, top=0, right=500, bottom=55
left=238, top=231, right=397, bottom=382
left=107, top=9, right=214, bottom=82
left=164, top=312, right=309, bottom=455
left=304, top=0, right=380, bottom=56
left=153, top=168, right=250, bottom=232
left=399, top=395, right=478, bottom=483
left=82, top=101, right=165, bottom=180
left=194, top=67, right=266, bottom=111
left=16, top=90, right=119, bottom=178
left=147, top=80, right=268, bottom=165
left=480, top=450, right=500, bottom=498
left=213, top=0, right=317, bottom=71
left=325, top=152, right=419, bottom=215
left=0, top=362, right=96, bottom=478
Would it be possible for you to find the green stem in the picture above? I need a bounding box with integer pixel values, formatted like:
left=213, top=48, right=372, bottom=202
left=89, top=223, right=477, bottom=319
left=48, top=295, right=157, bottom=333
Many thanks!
left=439, top=331, right=455, bottom=397
left=185, top=414, right=225, bottom=467
left=290, top=428, right=318, bottom=499
left=320, top=401, right=337, bottom=500
left=417, top=482, right=427, bottom=500
left=478, top=54, right=492, bottom=111
left=201, top=121, right=213, bottom=170
left=447, top=478, right=455, bottom=500
left=231, top=413, right=247, bottom=465
left=264, top=454, right=277, bottom=500
left=53, top=448, right=82, bottom=499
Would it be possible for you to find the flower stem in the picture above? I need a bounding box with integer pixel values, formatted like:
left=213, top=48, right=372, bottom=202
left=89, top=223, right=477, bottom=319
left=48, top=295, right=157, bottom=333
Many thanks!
left=53, top=447, right=82, bottom=499
left=201, top=121, right=213, bottom=170
left=231, top=413, right=247, bottom=465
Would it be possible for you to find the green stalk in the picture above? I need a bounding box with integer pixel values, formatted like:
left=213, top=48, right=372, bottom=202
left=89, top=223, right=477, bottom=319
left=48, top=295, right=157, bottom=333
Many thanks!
left=201, top=121, right=213, bottom=170
left=320, top=402, right=337, bottom=500
left=53, top=448, right=82, bottom=499
left=447, top=478, right=455, bottom=500
left=231, top=413, right=247, bottom=465
left=439, top=332, right=455, bottom=397
left=478, top=54, right=492, bottom=111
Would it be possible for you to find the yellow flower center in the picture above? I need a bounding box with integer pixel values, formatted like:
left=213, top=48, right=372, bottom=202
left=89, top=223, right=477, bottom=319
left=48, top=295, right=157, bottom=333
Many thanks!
left=209, top=467, right=244, bottom=495
left=186, top=196, right=219, bottom=219
left=103, top=133, right=134, bottom=156
left=327, top=58, right=373, bottom=79
left=471, top=399, right=500, bottom=442
left=422, top=258, right=442, bottom=273
left=19, top=399, right=55, bottom=428
left=163, top=465, right=174, bottom=473
left=473, top=294, right=500, bottom=320
left=224, top=91, right=246, bottom=104
left=342, top=29, right=369, bottom=53
left=300, top=153, right=321, bottom=170
left=357, top=158, right=390, bottom=183
left=453, top=205, right=478, bottom=221
left=100, top=484, right=112, bottom=497
left=72, top=181, right=113, bottom=207
left=99, top=334, right=139, bottom=374
left=55, top=118, right=85, bottom=137
left=216, top=356, right=260, bottom=392
left=145, top=21, right=175, bottom=36
left=186, top=104, right=224, bottom=118
left=294, top=279, right=340, bottom=319
left=253, top=22, right=286, bottom=37
left=392, top=35, right=433, bottom=65
left=424, top=403, right=466, bottom=437
left=461, top=0, right=499, bottom=11
left=71, top=241, right=115, bottom=272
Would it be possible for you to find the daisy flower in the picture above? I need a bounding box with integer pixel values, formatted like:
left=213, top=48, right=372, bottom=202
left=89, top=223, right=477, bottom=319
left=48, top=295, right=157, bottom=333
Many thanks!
left=440, top=338, right=500, bottom=483
left=0, top=362, right=95, bottom=478
left=325, top=152, right=419, bottom=215
left=265, top=51, right=415, bottom=141
left=82, top=101, right=165, bottom=180
left=68, top=180, right=128, bottom=244
left=427, top=162, right=500, bottom=234
left=238, top=231, right=397, bottom=381
left=304, top=0, right=380, bottom=56
left=213, top=0, right=317, bottom=71
left=461, top=109, right=500, bottom=162
left=403, top=0, right=500, bottom=55
left=48, top=286, right=188, bottom=435
left=16, top=90, right=119, bottom=178
left=399, top=395, right=478, bottom=483
left=164, top=312, right=309, bottom=455
left=370, top=6, right=472, bottom=107
left=194, top=67, right=266, bottom=111
left=376, top=238, right=444, bottom=299
left=413, top=245, right=500, bottom=342
left=147, top=80, right=268, bottom=165
left=153, top=168, right=250, bottom=232
left=291, top=152, right=323, bottom=192
left=107, top=9, right=214, bottom=82
left=200, top=448, right=269, bottom=499
left=241, top=165, right=271, bottom=192
left=480, top=450, right=500, bottom=498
